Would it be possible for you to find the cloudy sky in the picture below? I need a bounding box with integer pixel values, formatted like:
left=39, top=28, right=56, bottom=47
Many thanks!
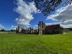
left=0, top=0, right=72, bottom=30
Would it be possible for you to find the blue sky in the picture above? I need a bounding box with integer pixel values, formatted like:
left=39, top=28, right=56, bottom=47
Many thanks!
left=0, top=0, right=18, bottom=29
left=0, top=0, right=56, bottom=30
left=0, top=0, right=72, bottom=30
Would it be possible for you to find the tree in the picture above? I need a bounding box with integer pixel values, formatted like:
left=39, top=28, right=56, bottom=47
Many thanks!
left=0, top=29, right=6, bottom=31
left=34, top=0, right=72, bottom=16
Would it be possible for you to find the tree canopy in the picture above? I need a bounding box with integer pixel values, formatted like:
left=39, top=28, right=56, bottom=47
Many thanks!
left=34, top=0, right=72, bottom=15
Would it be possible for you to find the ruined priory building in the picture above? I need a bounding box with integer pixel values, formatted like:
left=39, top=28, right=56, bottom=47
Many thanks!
left=38, top=21, right=63, bottom=34
left=16, top=21, right=63, bottom=34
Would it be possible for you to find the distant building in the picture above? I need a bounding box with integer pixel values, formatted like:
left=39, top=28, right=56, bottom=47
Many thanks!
left=26, top=28, right=34, bottom=34
left=38, top=21, right=63, bottom=35
left=44, top=24, right=63, bottom=34
left=25, top=28, right=38, bottom=34
left=16, top=21, right=63, bottom=34
left=33, top=29, right=38, bottom=34
left=16, top=26, right=22, bottom=33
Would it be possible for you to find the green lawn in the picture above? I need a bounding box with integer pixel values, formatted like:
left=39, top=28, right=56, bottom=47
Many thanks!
left=0, top=32, right=72, bottom=54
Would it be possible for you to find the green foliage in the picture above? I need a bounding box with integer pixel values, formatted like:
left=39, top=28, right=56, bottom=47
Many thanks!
left=0, top=32, right=72, bottom=54
left=0, top=29, right=6, bottom=32
left=34, top=0, right=72, bottom=15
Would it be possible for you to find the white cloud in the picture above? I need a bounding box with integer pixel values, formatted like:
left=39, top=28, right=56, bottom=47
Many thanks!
left=0, top=24, right=4, bottom=30
left=10, top=25, right=17, bottom=30
left=15, top=0, right=39, bottom=27
left=60, top=20, right=72, bottom=28
left=33, top=25, right=38, bottom=29
left=47, top=3, right=72, bottom=28
left=47, top=4, right=70, bottom=21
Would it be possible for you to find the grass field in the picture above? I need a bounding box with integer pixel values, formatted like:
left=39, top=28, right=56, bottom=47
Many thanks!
left=0, top=32, right=72, bottom=54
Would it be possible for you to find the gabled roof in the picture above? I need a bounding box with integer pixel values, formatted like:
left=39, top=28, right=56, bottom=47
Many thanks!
left=45, top=24, right=60, bottom=29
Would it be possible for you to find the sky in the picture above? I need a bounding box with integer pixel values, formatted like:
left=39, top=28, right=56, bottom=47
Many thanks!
left=0, top=0, right=72, bottom=30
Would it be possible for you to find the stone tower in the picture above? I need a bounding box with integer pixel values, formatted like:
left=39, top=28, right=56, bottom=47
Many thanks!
left=16, top=26, right=22, bottom=33
left=38, top=21, right=46, bottom=35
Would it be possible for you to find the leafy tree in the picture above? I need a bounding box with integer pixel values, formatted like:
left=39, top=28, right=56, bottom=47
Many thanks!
left=34, top=0, right=72, bottom=15
left=10, top=30, right=14, bottom=31
left=0, top=29, right=6, bottom=31
left=10, top=30, right=16, bottom=32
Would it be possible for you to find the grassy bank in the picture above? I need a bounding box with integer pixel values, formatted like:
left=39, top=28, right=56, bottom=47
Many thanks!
left=0, top=32, right=72, bottom=54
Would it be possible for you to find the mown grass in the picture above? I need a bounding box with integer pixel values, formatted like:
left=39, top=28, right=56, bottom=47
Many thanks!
left=0, top=32, right=72, bottom=54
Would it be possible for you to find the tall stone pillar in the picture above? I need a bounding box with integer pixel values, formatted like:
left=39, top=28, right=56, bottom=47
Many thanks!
left=38, top=21, right=46, bottom=35
left=38, top=26, right=42, bottom=35
left=16, top=26, right=22, bottom=33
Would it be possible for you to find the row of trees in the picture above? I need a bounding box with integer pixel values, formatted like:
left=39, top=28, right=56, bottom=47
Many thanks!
left=0, top=29, right=16, bottom=32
